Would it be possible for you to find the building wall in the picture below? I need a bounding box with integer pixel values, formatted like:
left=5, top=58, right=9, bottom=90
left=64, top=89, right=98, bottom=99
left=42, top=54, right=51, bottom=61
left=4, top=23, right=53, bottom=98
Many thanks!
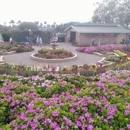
left=117, top=34, right=128, bottom=43
left=78, top=34, right=117, bottom=45
left=76, top=32, right=80, bottom=44
left=65, top=29, right=71, bottom=43
left=65, top=28, right=129, bottom=45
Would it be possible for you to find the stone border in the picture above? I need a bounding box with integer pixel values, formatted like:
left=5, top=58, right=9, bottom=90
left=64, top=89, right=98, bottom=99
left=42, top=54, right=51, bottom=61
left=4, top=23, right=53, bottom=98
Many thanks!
left=31, top=53, right=77, bottom=63
left=0, top=56, right=4, bottom=65
left=93, top=52, right=115, bottom=57
left=0, top=51, right=16, bottom=55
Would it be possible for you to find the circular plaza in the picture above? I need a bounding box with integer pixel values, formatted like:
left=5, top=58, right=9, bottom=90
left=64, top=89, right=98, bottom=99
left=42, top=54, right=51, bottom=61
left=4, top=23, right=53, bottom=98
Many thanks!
left=3, top=42, right=102, bottom=67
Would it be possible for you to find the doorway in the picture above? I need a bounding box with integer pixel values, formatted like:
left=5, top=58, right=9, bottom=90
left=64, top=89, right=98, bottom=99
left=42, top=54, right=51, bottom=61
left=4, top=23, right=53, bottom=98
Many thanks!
left=70, top=32, right=76, bottom=43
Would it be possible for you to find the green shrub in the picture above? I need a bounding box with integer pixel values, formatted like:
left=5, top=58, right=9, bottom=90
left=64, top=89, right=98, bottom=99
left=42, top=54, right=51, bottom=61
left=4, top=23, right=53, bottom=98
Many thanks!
left=2, top=31, right=11, bottom=42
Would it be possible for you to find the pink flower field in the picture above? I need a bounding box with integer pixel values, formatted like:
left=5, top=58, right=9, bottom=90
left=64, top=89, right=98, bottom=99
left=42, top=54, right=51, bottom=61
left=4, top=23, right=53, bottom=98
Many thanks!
left=0, top=70, right=130, bottom=130
left=76, top=44, right=123, bottom=54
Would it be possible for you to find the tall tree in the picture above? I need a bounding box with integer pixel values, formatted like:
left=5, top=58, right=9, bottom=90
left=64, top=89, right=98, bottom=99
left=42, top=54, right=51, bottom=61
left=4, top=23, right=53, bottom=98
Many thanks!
left=17, top=20, right=21, bottom=26
left=92, top=0, right=130, bottom=27
left=35, top=21, right=39, bottom=26
left=44, top=21, right=47, bottom=30
left=19, top=22, right=39, bottom=31
left=39, top=23, right=43, bottom=28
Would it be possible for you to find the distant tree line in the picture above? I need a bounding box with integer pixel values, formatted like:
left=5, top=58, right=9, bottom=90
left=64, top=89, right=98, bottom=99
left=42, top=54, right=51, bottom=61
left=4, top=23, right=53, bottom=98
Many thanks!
left=0, top=21, right=84, bottom=43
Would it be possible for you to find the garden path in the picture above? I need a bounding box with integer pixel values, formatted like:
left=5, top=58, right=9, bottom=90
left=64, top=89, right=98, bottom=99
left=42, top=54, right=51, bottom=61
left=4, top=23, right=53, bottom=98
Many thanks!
left=3, top=42, right=102, bottom=67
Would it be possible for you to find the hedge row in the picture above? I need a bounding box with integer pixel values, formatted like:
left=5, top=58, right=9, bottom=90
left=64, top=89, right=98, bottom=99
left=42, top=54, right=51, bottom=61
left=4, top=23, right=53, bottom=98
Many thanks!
left=2, top=30, right=53, bottom=44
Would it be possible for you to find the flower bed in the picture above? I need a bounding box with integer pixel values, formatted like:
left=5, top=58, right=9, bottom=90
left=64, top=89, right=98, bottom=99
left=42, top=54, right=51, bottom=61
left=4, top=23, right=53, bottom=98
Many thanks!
left=34, top=48, right=74, bottom=59
left=115, top=50, right=130, bottom=60
left=0, top=44, right=34, bottom=53
left=76, top=44, right=123, bottom=54
left=0, top=70, right=130, bottom=129
left=105, top=55, right=122, bottom=62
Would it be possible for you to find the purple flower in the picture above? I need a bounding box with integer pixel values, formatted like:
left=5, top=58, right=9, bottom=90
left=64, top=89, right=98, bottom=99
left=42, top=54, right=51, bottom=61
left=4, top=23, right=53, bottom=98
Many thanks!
left=88, top=118, right=94, bottom=123
left=82, top=107, right=88, bottom=111
left=21, top=124, right=27, bottom=129
left=88, top=125, right=94, bottom=130
left=52, top=110, right=59, bottom=117
left=85, top=112, right=91, bottom=118
left=120, top=128, right=124, bottom=130
left=40, top=128, right=44, bottom=130
left=55, top=128, right=61, bottom=130
left=124, top=110, right=130, bottom=116
left=66, top=119, right=72, bottom=126
left=76, top=121, right=82, bottom=127
left=79, top=116, right=85, bottom=121
left=127, top=124, right=130, bottom=130
left=107, top=115, right=114, bottom=119
left=70, top=108, right=75, bottom=113
left=38, top=114, right=44, bottom=119
left=96, top=101, right=101, bottom=106
left=10, top=101, right=15, bottom=106
left=15, top=100, right=20, bottom=105
left=51, top=122, right=58, bottom=129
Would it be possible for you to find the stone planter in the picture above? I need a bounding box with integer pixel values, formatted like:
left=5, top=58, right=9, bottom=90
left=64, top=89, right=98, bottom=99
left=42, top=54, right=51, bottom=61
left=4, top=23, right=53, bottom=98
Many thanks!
left=31, top=53, right=77, bottom=63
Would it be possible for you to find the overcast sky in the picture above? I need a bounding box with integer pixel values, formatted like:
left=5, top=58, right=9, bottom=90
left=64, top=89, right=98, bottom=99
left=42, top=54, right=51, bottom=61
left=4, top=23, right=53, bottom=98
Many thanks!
left=0, top=0, right=103, bottom=25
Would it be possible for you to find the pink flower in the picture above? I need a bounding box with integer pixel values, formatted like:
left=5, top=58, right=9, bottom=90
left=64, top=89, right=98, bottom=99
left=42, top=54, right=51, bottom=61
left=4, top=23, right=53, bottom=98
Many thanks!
left=85, top=112, right=91, bottom=118
left=76, top=121, right=82, bottom=127
left=15, top=100, right=20, bottom=105
left=52, top=110, right=59, bottom=117
left=10, top=101, right=15, bottom=106
left=127, top=124, right=130, bottom=130
left=96, top=101, right=101, bottom=106
left=38, top=114, right=44, bottom=119
left=88, top=125, right=94, bottom=130
left=124, top=110, right=130, bottom=116
left=51, top=122, right=58, bottom=129
left=70, top=108, right=75, bottom=113
left=66, top=119, right=72, bottom=126
left=88, top=118, right=94, bottom=123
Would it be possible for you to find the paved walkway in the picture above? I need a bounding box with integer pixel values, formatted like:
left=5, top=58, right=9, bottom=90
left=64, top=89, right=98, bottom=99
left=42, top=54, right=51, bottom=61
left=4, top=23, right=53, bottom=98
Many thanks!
left=3, top=43, right=102, bottom=67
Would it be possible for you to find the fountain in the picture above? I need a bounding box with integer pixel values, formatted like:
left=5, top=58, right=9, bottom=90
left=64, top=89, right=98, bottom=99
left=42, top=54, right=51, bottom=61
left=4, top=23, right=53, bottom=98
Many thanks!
left=31, top=36, right=77, bottom=62
left=50, top=37, right=58, bottom=49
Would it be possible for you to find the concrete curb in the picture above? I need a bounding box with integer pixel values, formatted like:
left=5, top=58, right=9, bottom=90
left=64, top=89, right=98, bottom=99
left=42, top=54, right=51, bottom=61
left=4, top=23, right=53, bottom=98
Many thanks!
left=31, top=53, right=77, bottom=63
left=0, top=56, right=5, bottom=65
left=0, top=51, right=16, bottom=55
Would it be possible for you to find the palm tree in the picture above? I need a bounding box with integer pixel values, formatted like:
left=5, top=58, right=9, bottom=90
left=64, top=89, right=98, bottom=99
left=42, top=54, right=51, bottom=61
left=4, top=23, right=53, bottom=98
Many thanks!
left=10, top=20, right=15, bottom=27
left=44, top=21, right=47, bottom=26
left=44, top=21, right=47, bottom=30
left=39, top=23, right=43, bottom=29
left=17, top=20, right=21, bottom=26
left=53, top=22, right=56, bottom=27
left=35, top=21, right=39, bottom=26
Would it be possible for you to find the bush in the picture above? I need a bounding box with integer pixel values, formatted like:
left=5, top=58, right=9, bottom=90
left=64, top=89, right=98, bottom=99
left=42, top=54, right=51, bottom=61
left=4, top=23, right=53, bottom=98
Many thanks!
left=19, top=22, right=39, bottom=31
left=123, top=46, right=130, bottom=52
left=2, top=31, right=11, bottom=42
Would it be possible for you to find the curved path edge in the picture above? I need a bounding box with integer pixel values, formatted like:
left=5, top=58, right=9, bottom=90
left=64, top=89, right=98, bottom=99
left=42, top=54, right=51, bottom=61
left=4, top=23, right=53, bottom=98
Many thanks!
left=31, top=53, right=77, bottom=63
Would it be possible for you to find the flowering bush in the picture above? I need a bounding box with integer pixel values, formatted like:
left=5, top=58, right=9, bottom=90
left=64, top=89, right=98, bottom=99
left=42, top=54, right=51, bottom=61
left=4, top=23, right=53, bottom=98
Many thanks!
left=35, top=48, right=74, bottom=59
left=77, top=44, right=123, bottom=54
left=115, top=50, right=130, bottom=60
left=0, top=70, right=130, bottom=129
left=0, top=43, right=34, bottom=53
